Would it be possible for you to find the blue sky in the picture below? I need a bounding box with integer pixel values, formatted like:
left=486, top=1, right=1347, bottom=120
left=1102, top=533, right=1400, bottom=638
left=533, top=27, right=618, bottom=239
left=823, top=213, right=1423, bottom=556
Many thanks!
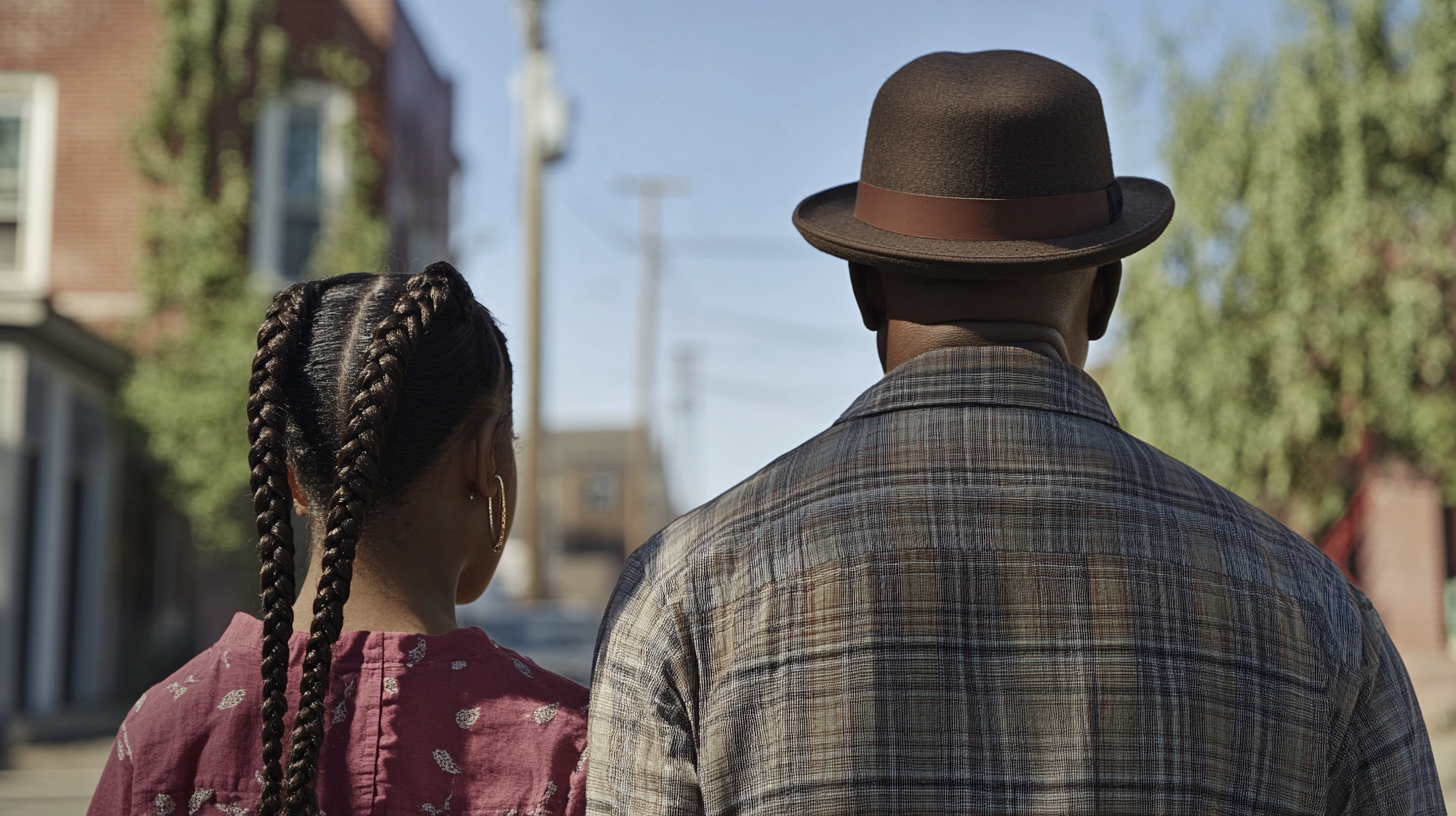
left=405, top=0, right=1291, bottom=509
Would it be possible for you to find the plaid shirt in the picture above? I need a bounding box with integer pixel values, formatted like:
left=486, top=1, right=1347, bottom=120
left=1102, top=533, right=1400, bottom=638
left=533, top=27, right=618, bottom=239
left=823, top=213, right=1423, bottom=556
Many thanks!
left=586, top=346, right=1444, bottom=816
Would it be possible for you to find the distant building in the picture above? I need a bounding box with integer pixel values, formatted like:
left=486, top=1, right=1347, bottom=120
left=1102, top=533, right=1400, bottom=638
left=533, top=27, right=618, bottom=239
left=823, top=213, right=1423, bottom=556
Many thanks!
left=495, top=429, right=675, bottom=612
left=1317, top=461, right=1456, bottom=726
left=0, top=0, right=456, bottom=723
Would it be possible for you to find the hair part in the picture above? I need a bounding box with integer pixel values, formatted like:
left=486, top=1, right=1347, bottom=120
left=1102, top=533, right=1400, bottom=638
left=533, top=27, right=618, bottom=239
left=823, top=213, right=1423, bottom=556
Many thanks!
left=247, top=262, right=511, bottom=816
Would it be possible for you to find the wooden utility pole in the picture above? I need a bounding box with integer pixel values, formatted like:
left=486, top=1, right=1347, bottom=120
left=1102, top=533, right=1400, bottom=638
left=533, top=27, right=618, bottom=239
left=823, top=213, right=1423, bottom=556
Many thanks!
left=619, top=177, right=686, bottom=555
left=517, top=0, right=568, bottom=600
left=672, top=344, right=698, bottom=511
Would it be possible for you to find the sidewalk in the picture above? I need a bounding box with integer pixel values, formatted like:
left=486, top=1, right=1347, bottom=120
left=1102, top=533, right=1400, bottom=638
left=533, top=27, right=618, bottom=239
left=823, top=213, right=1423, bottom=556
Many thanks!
left=0, top=738, right=110, bottom=816
left=1410, top=651, right=1456, bottom=807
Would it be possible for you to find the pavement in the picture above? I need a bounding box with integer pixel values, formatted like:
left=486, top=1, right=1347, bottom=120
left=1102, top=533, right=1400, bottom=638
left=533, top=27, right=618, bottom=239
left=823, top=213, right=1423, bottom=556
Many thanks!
left=1434, top=722, right=1456, bottom=805
left=0, top=737, right=111, bottom=816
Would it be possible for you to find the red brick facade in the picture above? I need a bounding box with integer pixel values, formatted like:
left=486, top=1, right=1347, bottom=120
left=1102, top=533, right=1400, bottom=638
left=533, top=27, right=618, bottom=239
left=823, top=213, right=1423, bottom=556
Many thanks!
left=0, top=0, right=161, bottom=330
left=0, top=0, right=456, bottom=336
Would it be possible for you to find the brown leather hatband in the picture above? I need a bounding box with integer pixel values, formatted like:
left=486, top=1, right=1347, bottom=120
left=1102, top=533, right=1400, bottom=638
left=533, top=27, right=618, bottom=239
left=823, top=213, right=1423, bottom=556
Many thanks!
left=853, top=180, right=1122, bottom=241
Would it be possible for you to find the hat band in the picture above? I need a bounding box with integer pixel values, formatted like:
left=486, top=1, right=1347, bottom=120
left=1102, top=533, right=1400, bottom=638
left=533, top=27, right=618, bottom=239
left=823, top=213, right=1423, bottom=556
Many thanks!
left=853, top=180, right=1122, bottom=241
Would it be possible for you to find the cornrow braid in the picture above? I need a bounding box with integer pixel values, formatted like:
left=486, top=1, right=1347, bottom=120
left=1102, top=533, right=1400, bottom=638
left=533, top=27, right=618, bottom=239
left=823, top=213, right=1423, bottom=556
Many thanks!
left=281, top=263, right=471, bottom=815
left=247, top=281, right=321, bottom=816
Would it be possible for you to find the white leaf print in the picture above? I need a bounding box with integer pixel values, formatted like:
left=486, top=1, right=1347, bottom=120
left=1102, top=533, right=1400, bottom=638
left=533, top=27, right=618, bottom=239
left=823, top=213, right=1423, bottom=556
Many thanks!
left=216, top=805, right=250, bottom=816
left=154, top=793, right=176, bottom=815
left=456, top=707, right=480, bottom=729
left=343, top=678, right=356, bottom=697
left=406, top=638, right=427, bottom=666
left=188, top=789, right=213, bottom=814
left=527, top=780, right=559, bottom=815
left=530, top=703, right=559, bottom=725
left=115, top=736, right=124, bottom=762
left=217, top=689, right=246, bottom=710
left=221, top=650, right=230, bottom=668
left=122, top=723, right=133, bottom=760
left=574, top=745, right=589, bottom=773
left=167, top=682, right=187, bottom=700
left=383, top=677, right=399, bottom=695
left=133, top=692, right=147, bottom=713
left=421, top=794, right=452, bottom=814
left=254, top=769, right=265, bottom=786
left=510, top=658, right=532, bottom=678
left=332, top=700, right=348, bottom=724
left=432, top=748, right=462, bottom=775
left=450, top=660, right=466, bottom=670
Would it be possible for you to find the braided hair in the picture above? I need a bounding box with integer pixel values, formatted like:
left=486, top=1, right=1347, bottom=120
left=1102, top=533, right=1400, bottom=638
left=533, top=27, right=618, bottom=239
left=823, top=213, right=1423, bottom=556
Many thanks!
left=246, top=262, right=512, bottom=816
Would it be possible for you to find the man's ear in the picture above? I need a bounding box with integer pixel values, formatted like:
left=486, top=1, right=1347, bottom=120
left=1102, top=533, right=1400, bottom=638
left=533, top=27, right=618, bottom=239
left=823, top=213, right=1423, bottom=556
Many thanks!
left=848, top=262, right=886, bottom=331
left=1087, top=260, right=1122, bottom=342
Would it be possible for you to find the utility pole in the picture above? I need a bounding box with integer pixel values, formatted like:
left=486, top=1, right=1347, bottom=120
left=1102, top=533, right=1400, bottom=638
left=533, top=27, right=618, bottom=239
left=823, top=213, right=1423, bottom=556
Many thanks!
left=672, top=344, right=698, bottom=512
left=516, top=0, right=568, bottom=601
left=618, top=177, right=686, bottom=555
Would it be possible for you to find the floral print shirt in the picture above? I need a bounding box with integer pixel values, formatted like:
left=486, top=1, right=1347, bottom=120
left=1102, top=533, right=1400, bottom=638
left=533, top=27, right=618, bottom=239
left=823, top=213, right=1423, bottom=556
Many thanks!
left=88, top=613, right=588, bottom=816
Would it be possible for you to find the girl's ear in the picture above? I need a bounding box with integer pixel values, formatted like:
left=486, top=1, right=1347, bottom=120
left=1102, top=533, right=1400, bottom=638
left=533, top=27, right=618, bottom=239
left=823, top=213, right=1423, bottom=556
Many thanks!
left=286, top=466, right=309, bottom=514
left=468, top=413, right=506, bottom=498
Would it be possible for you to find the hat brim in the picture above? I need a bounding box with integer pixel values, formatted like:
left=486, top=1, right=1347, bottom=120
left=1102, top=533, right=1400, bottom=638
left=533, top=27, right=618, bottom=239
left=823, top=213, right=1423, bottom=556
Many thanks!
left=792, top=176, right=1174, bottom=278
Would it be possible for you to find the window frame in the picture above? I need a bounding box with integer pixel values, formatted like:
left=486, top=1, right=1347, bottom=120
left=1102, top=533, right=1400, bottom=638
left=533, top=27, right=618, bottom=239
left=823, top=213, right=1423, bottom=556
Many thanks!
left=0, top=72, right=58, bottom=294
left=249, top=80, right=352, bottom=285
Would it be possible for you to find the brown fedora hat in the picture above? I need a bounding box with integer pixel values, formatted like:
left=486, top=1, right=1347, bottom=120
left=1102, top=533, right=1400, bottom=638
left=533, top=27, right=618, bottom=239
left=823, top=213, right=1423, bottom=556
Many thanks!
left=793, top=50, right=1174, bottom=278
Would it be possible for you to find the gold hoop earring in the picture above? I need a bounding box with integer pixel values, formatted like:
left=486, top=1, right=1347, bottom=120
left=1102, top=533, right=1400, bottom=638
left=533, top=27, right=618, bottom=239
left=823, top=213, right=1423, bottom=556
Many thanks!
left=492, top=474, right=508, bottom=552
left=485, top=488, right=494, bottom=537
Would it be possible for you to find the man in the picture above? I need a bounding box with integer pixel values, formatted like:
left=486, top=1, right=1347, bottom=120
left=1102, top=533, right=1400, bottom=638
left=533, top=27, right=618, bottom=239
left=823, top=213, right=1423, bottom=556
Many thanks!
left=586, top=51, right=1443, bottom=815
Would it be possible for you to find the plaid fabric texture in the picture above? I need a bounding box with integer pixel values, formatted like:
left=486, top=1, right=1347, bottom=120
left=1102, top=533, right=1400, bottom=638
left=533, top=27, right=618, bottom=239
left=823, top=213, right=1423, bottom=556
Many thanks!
left=586, top=346, right=1444, bottom=816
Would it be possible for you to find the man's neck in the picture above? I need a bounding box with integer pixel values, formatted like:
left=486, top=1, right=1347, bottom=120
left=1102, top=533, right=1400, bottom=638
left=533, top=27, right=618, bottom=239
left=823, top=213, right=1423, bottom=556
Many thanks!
left=882, top=319, right=1072, bottom=372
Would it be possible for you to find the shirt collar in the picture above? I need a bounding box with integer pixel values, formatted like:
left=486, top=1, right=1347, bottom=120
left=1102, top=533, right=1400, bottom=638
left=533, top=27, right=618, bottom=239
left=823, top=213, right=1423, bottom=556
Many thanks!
left=834, top=345, right=1120, bottom=430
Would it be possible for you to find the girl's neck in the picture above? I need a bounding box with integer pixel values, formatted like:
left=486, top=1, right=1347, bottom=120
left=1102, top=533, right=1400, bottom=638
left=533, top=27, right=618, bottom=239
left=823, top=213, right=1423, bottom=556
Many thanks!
left=290, top=530, right=462, bottom=636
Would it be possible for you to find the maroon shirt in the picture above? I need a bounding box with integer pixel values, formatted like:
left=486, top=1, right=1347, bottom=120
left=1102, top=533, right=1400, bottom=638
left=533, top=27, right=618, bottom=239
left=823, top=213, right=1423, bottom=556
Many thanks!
left=88, top=613, right=589, bottom=816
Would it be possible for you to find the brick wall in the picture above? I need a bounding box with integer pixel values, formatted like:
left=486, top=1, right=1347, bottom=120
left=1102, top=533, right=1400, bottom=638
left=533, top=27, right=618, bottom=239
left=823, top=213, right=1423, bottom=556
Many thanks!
left=0, top=0, right=161, bottom=335
left=0, top=0, right=453, bottom=336
left=1358, top=462, right=1449, bottom=657
left=385, top=4, right=456, bottom=270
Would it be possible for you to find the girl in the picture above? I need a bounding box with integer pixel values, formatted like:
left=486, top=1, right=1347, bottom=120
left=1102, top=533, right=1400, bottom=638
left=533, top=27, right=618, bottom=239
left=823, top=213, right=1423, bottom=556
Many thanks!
left=88, top=263, right=588, bottom=816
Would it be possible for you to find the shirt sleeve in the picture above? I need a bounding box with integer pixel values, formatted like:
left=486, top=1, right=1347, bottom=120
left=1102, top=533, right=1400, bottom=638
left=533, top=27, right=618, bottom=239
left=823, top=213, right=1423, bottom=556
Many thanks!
left=1325, top=594, right=1446, bottom=816
left=585, top=552, right=702, bottom=816
left=86, top=725, right=133, bottom=816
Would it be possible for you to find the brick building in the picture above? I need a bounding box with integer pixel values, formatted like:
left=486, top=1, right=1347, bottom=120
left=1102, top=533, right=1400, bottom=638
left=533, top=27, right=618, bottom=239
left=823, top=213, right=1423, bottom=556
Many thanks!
left=1318, top=461, right=1456, bottom=726
left=0, top=0, right=456, bottom=723
left=493, top=429, right=673, bottom=611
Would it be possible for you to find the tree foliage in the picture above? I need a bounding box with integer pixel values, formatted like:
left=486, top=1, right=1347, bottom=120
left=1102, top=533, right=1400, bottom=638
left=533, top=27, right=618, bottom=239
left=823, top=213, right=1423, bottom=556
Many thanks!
left=121, top=0, right=385, bottom=550
left=1104, top=0, right=1456, bottom=536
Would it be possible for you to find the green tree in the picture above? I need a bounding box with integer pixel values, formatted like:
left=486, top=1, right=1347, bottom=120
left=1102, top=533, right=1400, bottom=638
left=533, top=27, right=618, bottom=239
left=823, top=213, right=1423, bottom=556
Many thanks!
left=122, top=0, right=385, bottom=551
left=1104, top=0, right=1456, bottom=537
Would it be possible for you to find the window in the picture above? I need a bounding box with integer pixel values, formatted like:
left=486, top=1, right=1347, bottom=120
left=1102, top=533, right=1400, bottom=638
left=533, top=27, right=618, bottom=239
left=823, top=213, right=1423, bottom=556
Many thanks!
left=0, top=73, right=57, bottom=291
left=0, top=113, right=22, bottom=268
left=250, top=82, right=350, bottom=284
left=584, top=471, right=621, bottom=513
left=281, top=105, right=322, bottom=282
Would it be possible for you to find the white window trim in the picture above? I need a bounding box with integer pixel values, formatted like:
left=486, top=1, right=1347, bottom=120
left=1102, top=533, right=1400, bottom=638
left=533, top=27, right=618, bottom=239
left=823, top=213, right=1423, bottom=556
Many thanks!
left=0, top=73, right=58, bottom=294
left=249, top=81, right=352, bottom=286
